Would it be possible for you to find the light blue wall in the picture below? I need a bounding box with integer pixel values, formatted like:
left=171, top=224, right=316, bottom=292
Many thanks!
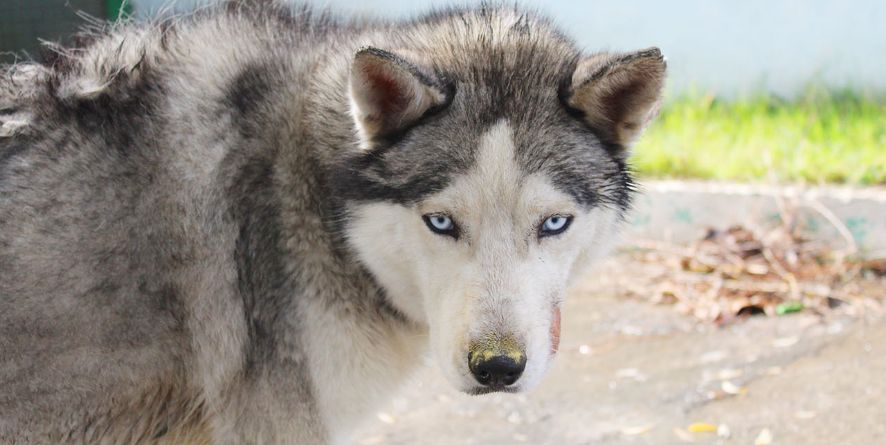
left=133, top=0, right=886, bottom=97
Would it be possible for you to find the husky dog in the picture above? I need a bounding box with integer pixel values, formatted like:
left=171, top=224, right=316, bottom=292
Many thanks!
left=0, top=1, right=665, bottom=443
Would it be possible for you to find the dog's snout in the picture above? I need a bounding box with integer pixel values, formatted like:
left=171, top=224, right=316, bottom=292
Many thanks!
left=468, top=335, right=526, bottom=389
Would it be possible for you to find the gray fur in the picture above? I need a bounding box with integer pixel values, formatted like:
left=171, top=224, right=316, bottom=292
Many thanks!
left=0, top=2, right=663, bottom=443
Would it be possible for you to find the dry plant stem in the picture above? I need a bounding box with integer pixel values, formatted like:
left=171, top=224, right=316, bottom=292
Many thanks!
left=803, top=200, right=858, bottom=258
left=762, top=245, right=799, bottom=299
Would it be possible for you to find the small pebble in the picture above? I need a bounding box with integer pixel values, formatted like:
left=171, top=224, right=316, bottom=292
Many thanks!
left=755, top=428, right=773, bottom=445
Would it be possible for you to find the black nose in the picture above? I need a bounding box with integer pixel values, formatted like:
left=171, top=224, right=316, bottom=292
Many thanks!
left=468, top=353, right=527, bottom=388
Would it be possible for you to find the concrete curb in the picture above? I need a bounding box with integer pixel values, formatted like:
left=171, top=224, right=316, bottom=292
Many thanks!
left=624, top=180, right=886, bottom=256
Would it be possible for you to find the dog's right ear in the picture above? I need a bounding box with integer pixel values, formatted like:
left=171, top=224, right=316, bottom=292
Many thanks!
left=349, top=47, right=450, bottom=151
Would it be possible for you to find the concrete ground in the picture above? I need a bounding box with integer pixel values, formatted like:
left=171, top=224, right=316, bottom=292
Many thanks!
left=356, top=255, right=886, bottom=445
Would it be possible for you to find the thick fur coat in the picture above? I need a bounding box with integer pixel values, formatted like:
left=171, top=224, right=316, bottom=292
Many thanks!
left=0, top=2, right=665, bottom=443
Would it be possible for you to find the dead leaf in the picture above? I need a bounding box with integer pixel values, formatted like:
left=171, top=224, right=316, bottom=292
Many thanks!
left=687, top=422, right=718, bottom=433
left=621, top=424, right=655, bottom=435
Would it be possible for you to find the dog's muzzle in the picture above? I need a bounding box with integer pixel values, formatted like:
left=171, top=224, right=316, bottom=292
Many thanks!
left=467, top=334, right=526, bottom=390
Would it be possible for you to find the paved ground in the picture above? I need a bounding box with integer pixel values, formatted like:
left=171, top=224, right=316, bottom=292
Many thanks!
left=355, top=255, right=886, bottom=445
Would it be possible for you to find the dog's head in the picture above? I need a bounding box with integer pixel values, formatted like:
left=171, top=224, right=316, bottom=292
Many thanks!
left=333, top=14, right=665, bottom=394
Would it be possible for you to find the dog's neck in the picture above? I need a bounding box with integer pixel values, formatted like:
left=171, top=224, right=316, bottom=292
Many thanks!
left=238, top=50, right=430, bottom=441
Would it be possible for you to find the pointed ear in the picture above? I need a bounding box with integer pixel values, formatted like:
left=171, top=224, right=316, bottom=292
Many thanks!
left=562, top=47, right=666, bottom=151
left=348, top=47, right=451, bottom=150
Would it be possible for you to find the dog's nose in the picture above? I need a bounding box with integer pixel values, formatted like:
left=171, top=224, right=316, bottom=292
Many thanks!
left=468, top=352, right=526, bottom=388
left=468, top=335, right=526, bottom=389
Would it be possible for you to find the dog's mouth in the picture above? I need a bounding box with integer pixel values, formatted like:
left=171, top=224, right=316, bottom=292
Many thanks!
left=466, top=385, right=521, bottom=396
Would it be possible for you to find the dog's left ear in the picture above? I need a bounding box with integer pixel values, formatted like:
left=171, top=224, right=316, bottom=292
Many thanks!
left=562, top=47, right=666, bottom=152
left=349, top=47, right=450, bottom=150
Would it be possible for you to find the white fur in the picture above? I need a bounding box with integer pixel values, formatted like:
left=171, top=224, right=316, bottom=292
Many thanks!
left=301, top=297, right=426, bottom=444
left=0, top=116, right=30, bottom=138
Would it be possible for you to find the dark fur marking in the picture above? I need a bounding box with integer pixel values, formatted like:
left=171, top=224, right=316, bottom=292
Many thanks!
left=222, top=62, right=277, bottom=140
left=225, top=63, right=274, bottom=117
left=328, top=152, right=458, bottom=205
left=39, top=66, right=166, bottom=165
left=0, top=138, right=34, bottom=181
left=228, top=153, right=290, bottom=372
left=139, top=280, right=188, bottom=331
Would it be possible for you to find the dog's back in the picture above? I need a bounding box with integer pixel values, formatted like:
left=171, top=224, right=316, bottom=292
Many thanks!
left=0, top=4, right=335, bottom=442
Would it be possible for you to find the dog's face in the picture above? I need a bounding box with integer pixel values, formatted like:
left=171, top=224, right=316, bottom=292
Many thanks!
left=346, top=119, right=625, bottom=393
left=335, top=29, right=665, bottom=394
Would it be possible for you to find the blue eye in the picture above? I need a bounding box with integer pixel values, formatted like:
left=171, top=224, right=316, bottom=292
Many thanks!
left=539, top=215, right=573, bottom=237
left=423, top=214, right=459, bottom=238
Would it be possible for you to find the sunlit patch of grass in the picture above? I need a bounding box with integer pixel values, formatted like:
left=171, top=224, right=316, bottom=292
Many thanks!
left=632, top=88, right=886, bottom=185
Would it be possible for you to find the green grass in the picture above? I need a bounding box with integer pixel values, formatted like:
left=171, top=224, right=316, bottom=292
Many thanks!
left=632, top=89, right=886, bottom=185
